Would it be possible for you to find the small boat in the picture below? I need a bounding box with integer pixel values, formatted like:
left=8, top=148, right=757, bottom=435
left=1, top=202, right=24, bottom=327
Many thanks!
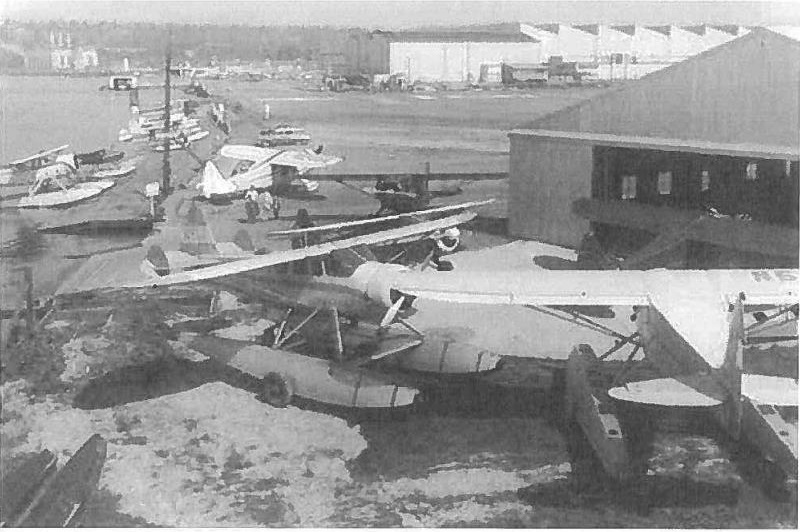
left=151, top=129, right=209, bottom=152
left=18, top=180, right=115, bottom=208
left=8, top=434, right=107, bottom=527
left=256, top=124, right=312, bottom=147
left=0, top=450, right=58, bottom=526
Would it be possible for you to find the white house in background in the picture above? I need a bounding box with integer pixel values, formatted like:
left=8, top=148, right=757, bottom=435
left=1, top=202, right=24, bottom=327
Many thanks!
left=73, top=47, right=99, bottom=69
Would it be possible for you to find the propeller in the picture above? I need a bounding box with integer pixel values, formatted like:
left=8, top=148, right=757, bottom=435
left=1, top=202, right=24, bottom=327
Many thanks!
left=417, top=247, right=437, bottom=272
left=380, top=295, right=406, bottom=328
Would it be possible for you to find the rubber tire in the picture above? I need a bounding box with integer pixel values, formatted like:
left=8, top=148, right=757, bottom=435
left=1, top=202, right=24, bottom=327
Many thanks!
left=258, top=372, right=294, bottom=408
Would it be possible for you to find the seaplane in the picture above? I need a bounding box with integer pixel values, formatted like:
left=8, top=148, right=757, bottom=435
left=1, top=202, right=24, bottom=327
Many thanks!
left=10, top=153, right=116, bottom=209
left=391, top=267, right=799, bottom=485
left=55, top=201, right=501, bottom=409
left=1, top=145, right=70, bottom=185
left=334, top=171, right=494, bottom=216
left=196, top=144, right=342, bottom=200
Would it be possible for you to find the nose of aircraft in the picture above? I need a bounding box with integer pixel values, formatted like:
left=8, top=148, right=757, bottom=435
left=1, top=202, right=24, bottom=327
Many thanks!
left=351, top=262, right=418, bottom=314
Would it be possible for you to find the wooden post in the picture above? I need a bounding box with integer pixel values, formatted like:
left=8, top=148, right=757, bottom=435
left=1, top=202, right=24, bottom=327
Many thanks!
left=24, top=266, right=34, bottom=334
left=161, top=31, right=172, bottom=197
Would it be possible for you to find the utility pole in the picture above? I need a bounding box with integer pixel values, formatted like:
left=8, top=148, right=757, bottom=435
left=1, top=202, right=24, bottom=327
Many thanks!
left=161, top=29, right=172, bottom=197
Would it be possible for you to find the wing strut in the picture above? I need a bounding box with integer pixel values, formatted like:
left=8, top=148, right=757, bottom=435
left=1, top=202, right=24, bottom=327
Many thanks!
left=526, top=305, right=637, bottom=345
left=274, top=308, right=319, bottom=348
left=598, top=332, right=641, bottom=361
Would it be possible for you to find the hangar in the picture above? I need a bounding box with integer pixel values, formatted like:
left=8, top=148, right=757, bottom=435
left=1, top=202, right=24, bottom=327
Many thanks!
left=387, top=30, right=540, bottom=84
left=508, top=28, right=799, bottom=267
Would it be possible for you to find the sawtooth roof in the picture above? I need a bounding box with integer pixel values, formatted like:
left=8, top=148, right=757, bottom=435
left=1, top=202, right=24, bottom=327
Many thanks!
left=385, top=31, right=538, bottom=43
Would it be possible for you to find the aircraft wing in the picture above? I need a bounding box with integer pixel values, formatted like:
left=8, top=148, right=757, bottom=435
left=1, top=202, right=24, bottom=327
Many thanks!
left=220, top=144, right=342, bottom=173
left=741, top=374, right=798, bottom=406
left=9, top=144, right=70, bottom=166
left=219, top=144, right=277, bottom=162
left=267, top=149, right=343, bottom=173
left=267, top=199, right=493, bottom=237
left=393, top=268, right=798, bottom=369
left=56, top=212, right=476, bottom=294
left=393, top=268, right=797, bottom=307
left=392, top=269, right=653, bottom=306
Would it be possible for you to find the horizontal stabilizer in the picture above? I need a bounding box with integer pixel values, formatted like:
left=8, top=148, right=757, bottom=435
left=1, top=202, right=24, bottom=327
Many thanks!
left=741, top=374, right=798, bottom=406
left=608, top=377, right=724, bottom=407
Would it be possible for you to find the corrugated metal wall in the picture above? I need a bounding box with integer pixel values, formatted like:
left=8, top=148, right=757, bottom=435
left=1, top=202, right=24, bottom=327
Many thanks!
left=532, top=29, right=800, bottom=148
left=389, top=42, right=539, bottom=83
left=509, top=135, right=592, bottom=246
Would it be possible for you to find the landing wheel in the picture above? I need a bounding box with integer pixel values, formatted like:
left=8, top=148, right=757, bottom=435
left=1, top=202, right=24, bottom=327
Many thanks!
left=258, top=372, right=295, bottom=408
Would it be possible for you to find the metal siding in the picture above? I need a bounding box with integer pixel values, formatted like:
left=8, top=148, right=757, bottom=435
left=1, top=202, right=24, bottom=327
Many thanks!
left=532, top=30, right=800, bottom=148
left=509, top=135, right=592, bottom=246
left=390, top=41, right=540, bottom=82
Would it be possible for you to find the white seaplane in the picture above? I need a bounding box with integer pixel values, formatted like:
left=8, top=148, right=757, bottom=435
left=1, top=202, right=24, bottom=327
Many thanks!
left=197, top=144, right=341, bottom=200
left=1, top=144, right=70, bottom=185
left=56, top=202, right=500, bottom=409
left=16, top=154, right=115, bottom=209
left=391, top=266, right=799, bottom=483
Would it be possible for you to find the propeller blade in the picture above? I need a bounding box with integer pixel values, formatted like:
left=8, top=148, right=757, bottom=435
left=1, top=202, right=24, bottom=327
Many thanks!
left=380, top=296, right=405, bottom=328
left=417, top=247, right=437, bottom=272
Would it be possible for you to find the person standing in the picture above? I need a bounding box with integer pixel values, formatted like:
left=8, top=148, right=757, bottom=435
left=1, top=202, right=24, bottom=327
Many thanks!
left=270, top=193, right=281, bottom=220
left=244, top=185, right=260, bottom=223
left=260, top=189, right=278, bottom=220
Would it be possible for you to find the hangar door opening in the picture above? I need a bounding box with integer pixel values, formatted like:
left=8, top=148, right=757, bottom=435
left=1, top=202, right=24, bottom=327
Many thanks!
left=587, top=145, right=799, bottom=267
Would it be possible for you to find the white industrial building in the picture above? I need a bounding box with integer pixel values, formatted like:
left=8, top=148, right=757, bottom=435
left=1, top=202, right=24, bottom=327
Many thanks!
left=385, top=24, right=796, bottom=82
left=387, top=31, right=540, bottom=83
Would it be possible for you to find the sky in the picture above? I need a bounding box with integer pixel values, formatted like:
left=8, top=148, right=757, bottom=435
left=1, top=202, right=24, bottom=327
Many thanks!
left=2, top=0, right=800, bottom=29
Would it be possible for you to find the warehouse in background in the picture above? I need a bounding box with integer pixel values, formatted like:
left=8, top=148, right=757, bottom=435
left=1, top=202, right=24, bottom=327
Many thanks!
left=386, top=30, right=541, bottom=84
left=508, top=28, right=799, bottom=268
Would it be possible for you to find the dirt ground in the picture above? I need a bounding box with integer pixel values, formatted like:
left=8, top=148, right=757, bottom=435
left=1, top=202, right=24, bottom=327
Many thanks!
left=1, top=79, right=797, bottom=527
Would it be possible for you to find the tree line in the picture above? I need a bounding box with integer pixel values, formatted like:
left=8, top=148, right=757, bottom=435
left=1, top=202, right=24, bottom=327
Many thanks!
left=0, top=20, right=379, bottom=66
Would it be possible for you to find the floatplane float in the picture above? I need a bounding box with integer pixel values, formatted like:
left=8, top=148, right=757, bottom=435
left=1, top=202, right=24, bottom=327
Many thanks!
left=55, top=201, right=500, bottom=409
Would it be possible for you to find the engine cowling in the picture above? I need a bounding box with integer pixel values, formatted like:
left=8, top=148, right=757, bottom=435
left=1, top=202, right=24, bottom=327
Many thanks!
left=350, top=262, right=416, bottom=314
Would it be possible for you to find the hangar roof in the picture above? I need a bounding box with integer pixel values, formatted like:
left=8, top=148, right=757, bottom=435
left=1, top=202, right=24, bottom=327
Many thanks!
left=529, top=28, right=800, bottom=151
left=509, top=129, right=799, bottom=160
left=386, top=31, right=538, bottom=43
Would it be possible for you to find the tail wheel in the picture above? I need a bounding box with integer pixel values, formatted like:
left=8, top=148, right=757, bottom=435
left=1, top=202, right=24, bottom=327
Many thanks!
left=258, top=372, right=295, bottom=408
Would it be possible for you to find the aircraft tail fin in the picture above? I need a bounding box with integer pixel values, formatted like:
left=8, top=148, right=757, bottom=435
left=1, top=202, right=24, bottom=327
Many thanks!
left=198, top=161, right=236, bottom=198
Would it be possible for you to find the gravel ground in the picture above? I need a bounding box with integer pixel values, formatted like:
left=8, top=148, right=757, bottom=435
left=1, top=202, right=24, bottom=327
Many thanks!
left=1, top=286, right=796, bottom=527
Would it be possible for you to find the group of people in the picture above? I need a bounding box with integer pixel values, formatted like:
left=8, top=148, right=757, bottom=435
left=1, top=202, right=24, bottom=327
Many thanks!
left=244, top=185, right=280, bottom=223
